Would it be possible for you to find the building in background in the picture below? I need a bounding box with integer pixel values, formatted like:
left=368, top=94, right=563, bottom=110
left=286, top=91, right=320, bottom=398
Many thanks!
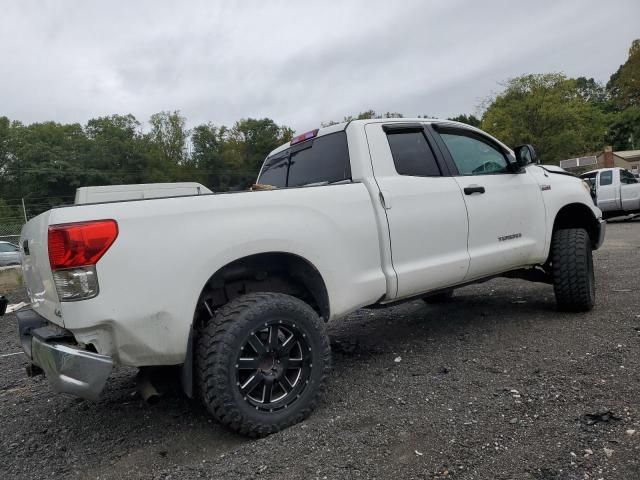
left=560, top=148, right=640, bottom=174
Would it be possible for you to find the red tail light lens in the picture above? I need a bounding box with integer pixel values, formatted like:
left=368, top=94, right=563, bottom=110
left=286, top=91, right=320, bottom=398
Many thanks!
left=48, top=220, right=118, bottom=270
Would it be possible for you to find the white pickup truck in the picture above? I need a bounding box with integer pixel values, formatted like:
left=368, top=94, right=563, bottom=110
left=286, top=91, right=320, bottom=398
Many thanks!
left=579, top=167, right=640, bottom=218
left=9, top=119, right=605, bottom=437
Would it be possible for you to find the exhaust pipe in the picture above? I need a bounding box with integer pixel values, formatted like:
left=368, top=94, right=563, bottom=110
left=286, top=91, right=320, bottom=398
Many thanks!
left=136, top=368, right=161, bottom=405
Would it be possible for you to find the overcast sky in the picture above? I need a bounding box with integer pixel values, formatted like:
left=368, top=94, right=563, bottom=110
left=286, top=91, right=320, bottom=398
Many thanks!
left=1, top=0, right=638, bottom=133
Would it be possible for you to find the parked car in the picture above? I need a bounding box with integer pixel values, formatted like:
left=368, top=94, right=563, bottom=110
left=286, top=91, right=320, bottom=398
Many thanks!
left=580, top=167, right=640, bottom=218
left=0, top=241, right=20, bottom=266
left=9, top=118, right=604, bottom=437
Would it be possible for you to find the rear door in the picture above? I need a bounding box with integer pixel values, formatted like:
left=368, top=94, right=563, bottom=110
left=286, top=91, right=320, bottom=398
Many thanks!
left=429, top=124, right=547, bottom=280
left=365, top=123, right=469, bottom=299
left=596, top=169, right=618, bottom=211
left=619, top=169, right=640, bottom=211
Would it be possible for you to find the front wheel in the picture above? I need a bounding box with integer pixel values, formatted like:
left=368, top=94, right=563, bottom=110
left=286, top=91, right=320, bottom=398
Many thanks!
left=551, top=228, right=595, bottom=312
left=195, top=292, right=331, bottom=437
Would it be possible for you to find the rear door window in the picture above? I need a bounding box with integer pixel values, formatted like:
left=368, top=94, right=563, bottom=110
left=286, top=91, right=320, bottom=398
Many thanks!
left=621, top=169, right=637, bottom=184
left=386, top=131, right=441, bottom=176
left=287, top=132, right=351, bottom=187
left=258, top=154, right=289, bottom=188
left=258, top=132, right=351, bottom=188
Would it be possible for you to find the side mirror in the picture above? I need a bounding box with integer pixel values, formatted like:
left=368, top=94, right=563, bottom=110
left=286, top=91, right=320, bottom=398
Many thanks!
left=514, top=144, right=538, bottom=167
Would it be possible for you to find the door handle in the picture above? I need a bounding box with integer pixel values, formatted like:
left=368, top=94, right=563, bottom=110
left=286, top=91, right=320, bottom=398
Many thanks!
left=464, top=185, right=485, bottom=195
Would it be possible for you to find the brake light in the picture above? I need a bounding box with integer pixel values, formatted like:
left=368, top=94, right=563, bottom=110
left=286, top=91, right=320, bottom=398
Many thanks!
left=290, top=129, right=319, bottom=146
left=48, top=220, right=118, bottom=270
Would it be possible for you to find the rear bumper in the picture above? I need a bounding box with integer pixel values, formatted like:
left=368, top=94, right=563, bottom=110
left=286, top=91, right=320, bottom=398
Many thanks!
left=16, top=309, right=113, bottom=401
left=593, top=218, right=606, bottom=250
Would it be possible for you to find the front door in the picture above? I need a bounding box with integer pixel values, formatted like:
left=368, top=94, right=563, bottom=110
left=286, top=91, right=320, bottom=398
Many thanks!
left=430, top=125, right=547, bottom=280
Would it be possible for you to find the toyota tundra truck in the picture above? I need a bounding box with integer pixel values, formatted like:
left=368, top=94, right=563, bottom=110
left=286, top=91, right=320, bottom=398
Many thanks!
left=9, top=119, right=605, bottom=437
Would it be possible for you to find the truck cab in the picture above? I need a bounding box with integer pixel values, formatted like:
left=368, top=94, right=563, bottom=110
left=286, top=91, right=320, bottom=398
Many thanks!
left=580, top=167, right=640, bottom=218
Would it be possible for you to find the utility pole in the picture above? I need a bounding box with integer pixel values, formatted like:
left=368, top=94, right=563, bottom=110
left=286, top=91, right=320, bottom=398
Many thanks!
left=21, top=198, right=27, bottom=223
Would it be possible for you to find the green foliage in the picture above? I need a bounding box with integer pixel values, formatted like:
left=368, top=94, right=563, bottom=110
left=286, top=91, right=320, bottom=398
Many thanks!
left=227, top=118, right=294, bottom=173
left=0, top=112, right=293, bottom=218
left=448, top=114, right=481, bottom=127
left=605, top=107, right=640, bottom=150
left=481, top=73, right=609, bottom=163
left=322, top=110, right=403, bottom=127
left=575, top=77, right=609, bottom=109
left=607, top=39, right=640, bottom=111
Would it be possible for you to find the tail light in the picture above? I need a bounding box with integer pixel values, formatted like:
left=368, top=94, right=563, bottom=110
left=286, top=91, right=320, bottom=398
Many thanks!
left=290, top=129, right=318, bottom=145
left=48, top=220, right=118, bottom=301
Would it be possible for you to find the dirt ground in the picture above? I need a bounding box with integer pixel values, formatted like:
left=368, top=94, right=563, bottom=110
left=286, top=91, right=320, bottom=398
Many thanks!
left=1, top=220, right=639, bottom=480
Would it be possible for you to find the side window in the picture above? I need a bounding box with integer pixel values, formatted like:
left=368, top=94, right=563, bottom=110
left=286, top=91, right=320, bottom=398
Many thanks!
left=599, top=170, right=613, bottom=186
left=439, top=132, right=509, bottom=175
left=287, top=132, right=351, bottom=187
left=621, top=170, right=637, bottom=184
left=258, top=154, right=288, bottom=188
left=0, top=243, right=18, bottom=253
left=386, top=131, right=441, bottom=177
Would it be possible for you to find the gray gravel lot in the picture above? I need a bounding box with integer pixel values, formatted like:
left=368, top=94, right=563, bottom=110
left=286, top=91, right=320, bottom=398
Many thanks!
left=1, top=220, right=639, bottom=479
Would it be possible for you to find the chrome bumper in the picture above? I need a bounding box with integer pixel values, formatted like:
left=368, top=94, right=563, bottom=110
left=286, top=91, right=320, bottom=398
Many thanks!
left=16, top=309, right=113, bottom=401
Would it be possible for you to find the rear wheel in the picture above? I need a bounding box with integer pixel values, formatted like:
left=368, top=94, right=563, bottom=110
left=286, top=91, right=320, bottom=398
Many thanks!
left=551, top=228, right=595, bottom=312
left=195, top=292, right=331, bottom=437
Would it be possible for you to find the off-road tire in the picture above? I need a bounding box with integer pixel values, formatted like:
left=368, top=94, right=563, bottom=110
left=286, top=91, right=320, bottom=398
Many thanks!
left=423, top=289, right=454, bottom=304
left=551, top=228, right=595, bottom=312
left=195, top=292, right=331, bottom=437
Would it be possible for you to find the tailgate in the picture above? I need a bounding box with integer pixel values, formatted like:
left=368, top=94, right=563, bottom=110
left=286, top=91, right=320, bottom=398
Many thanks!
left=20, top=211, right=63, bottom=327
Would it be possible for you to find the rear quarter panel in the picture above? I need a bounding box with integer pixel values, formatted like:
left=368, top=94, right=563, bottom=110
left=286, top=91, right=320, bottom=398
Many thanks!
left=49, top=184, right=386, bottom=366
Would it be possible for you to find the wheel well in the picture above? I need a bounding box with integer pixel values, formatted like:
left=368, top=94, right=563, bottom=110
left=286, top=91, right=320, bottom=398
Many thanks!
left=195, top=252, right=330, bottom=325
left=552, top=203, right=599, bottom=247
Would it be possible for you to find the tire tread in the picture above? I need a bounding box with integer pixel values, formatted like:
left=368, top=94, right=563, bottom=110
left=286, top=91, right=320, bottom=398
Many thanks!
left=195, top=292, right=331, bottom=437
left=551, top=228, right=595, bottom=312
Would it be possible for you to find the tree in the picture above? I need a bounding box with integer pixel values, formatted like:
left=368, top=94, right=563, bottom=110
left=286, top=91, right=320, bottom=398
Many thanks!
left=607, top=39, right=640, bottom=111
left=575, top=77, right=609, bottom=108
left=322, top=110, right=404, bottom=126
left=481, top=73, right=609, bottom=163
left=448, top=114, right=481, bottom=127
left=191, top=123, right=230, bottom=188
left=85, top=114, right=147, bottom=184
left=148, top=110, right=190, bottom=165
left=227, top=118, right=293, bottom=173
left=605, top=107, right=640, bottom=150
left=3, top=121, right=92, bottom=214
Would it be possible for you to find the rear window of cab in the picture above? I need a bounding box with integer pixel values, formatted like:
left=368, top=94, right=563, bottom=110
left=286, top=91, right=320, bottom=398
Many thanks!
left=258, top=132, right=351, bottom=188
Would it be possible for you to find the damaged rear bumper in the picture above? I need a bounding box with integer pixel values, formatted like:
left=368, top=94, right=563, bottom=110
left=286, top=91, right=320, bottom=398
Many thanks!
left=16, top=309, right=113, bottom=401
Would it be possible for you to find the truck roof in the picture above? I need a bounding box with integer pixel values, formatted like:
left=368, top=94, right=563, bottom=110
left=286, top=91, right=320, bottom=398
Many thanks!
left=580, top=167, right=621, bottom=176
left=267, top=118, right=476, bottom=158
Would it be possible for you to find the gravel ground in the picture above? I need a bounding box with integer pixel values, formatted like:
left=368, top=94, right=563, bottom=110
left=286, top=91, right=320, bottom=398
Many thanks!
left=1, top=220, right=639, bottom=480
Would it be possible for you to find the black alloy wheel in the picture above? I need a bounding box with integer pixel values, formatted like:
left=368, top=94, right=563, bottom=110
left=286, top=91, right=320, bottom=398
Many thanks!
left=236, top=320, right=312, bottom=411
left=195, top=292, right=331, bottom=437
